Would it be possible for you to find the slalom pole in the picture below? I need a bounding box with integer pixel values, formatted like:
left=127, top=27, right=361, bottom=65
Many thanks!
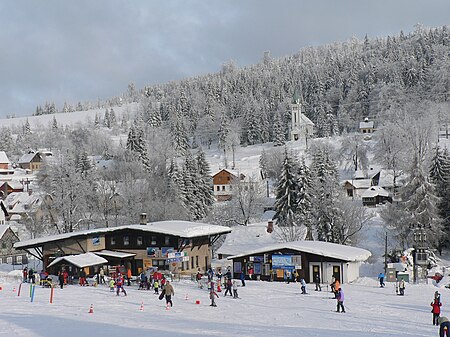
left=49, top=286, right=54, bottom=304
left=29, top=284, right=33, bottom=297
left=30, top=285, right=35, bottom=303
left=18, top=283, right=22, bottom=297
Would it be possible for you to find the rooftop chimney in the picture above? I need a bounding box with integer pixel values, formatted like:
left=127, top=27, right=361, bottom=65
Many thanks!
left=267, top=220, right=274, bottom=233
left=140, top=213, right=147, bottom=225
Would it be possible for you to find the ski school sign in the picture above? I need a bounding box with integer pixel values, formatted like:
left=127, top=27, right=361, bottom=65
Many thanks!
left=271, top=254, right=302, bottom=270
left=167, top=251, right=189, bottom=263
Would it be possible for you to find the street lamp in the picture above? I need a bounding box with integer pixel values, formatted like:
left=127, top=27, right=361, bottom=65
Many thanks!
left=411, top=223, right=430, bottom=283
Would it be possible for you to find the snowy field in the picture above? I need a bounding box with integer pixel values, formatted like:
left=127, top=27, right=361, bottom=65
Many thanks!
left=0, top=276, right=447, bottom=337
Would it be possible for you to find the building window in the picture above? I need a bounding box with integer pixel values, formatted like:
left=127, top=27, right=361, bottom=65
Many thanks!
left=151, top=236, right=157, bottom=245
left=347, top=189, right=353, bottom=197
left=165, top=236, right=170, bottom=245
left=124, top=236, right=129, bottom=246
left=227, top=176, right=230, bottom=181
left=216, top=186, right=220, bottom=191
left=110, top=237, right=116, bottom=245
left=16, top=256, right=22, bottom=264
left=6, top=256, right=12, bottom=264
left=191, top=256, right=194, bottom=269
left=137, top=236, right=143, bottom=246
left=222, top=186, right=225, bottom=191
left=195, top=256, right=199, bottom=268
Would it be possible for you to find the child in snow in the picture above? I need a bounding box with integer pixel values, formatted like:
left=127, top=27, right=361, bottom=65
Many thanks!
left=336, top=288, right=345, bottom=313
left=115, top=274, right=127, bottom=296
left=224, top=278, right=232, bottom=296
left=300, top=278, right=307, bottom=294
left=109, top=278, right=115, bottom=292
left=209, top=289, right=219, bottom=307
left=232, top=280, right=239, bottom=298
left=431, top=298, right=442, bottom=325
left=153, top=280, right=159, bottom=294
left=398, top=279, right=405, bottom=296
left=378, top=272, right=385, bottom=287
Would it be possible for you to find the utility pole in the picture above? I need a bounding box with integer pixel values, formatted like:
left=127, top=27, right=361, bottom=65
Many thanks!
left=384, top=232, right=388, bottom=274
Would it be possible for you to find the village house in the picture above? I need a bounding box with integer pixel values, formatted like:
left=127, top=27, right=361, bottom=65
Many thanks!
left=18, top=151, right=45, bottom=172
left=0, top=151, right=14, bottom=175
left=212, top=168, right=245, bottom=201
left=359, top=117, right=375, bottom=138
left=14, top=216, right=231, bottom=278
left=0, top=181, right=24, bottom=196
left=0, top=225, right=27, bottom=265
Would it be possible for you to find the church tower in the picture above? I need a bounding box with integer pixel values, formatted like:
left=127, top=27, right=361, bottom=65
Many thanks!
left=290, top=86, right=314, bottom=143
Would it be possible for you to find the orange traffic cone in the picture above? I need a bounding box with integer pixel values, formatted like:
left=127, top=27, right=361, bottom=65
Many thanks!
left=139, top=302, right=144, bottom=311
left=88, top=304, right=94, bottom=314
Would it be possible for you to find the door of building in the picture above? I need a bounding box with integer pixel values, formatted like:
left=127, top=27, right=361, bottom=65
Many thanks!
left=312, top=265, right=320, bottom=282
left=332, top=265, right=341, bottom=282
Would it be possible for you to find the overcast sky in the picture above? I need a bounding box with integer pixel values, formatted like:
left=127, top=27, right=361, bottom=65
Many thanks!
left=0, top=0, right=448, bottom=119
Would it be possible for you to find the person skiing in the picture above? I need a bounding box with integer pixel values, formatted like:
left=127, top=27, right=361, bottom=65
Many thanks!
left=99, top=267, right=105, bottom=284
left=224, top=278, right=232, bottom=296
left=109, top=278, right=115, bottom=292
left=164, top=280, right=174, bottom=307
left=378, top=272, right=385, bottom=287
left=431, top=298, right=442, bottom=325
left=232, top=280, right=239, bottom=299
left=398, top=279, right=405, bottom=296
left=300, top=278, right=307, bottom=294
left=314, top=274, right=322, bottom=291
left=438, top=317, right=450, bottom=337
left=209, top=288, right=219, bottom=307
left=153, top=280, right=159, bottom=294
left=116, top=273, right=127, bottom=296
left=336, top=288, right=345, bottom=313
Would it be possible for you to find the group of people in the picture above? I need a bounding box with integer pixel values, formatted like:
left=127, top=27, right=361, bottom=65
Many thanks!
left=430, top=291, right=450, bottom=337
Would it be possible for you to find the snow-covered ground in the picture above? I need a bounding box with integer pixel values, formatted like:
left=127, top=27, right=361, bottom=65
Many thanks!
left=0, top=275, right=447, bottom=337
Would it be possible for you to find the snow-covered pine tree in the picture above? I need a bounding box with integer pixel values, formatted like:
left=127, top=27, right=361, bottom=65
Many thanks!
left=24, top=119, right=32, bottom=135
left=429, top=146, right=450, bottom=249
left=402, top=163, right=442, bottom=248
left=94, top=113, right=100, bottom=129
left=297, top=157, right=314, bottom=239
left=0, top=127, right=13, bottom=155
left=309, top=144, right=340, bottom=242
left=52, top=116, right=58, bottom=130
left=272, top=109, right=285, bottom=146
left=126, top=121, right=150, bottom=171
left=196, top=149, right=214, bottom=216
left=109, top=108, right=117, bottom=127
left=273, top=147, right=299, bottom=227
left=103, top=108, right=110, bottom=128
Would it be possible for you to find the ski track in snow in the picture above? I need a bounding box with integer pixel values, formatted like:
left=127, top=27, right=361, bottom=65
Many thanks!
left=0, top=278, right=444, bottom=337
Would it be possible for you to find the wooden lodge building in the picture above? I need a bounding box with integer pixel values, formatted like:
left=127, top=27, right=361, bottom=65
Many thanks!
left=227, top=241, right=371, bottom=285
left=14, top=216, right=231, bottom=278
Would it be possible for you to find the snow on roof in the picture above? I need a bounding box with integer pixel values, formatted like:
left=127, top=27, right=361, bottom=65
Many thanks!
left=18, top=153, right=38, bottom=164
left=361, top=186, right=390, bottom=198
left=212, top=168, right=239, bottom=178
left=0, top=180, right=23, bottom=190
left=217, top=222, right=283, bottom=257
left=0, top=151, right=10, bottom=164
left=359, top=120, right=374, bottom=129
left=94, top=250, right=136, bottom=259
left=47, top=252, right=108, bottom=268
left=228, top=240, right=371, bottom=262
left=344, top=179, right=372, bottom=189
left=0, top=225, right=11, bottom=239
left=4, top=192, right=41, bottom=214
left=14, top=220, right=231, bottom=249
